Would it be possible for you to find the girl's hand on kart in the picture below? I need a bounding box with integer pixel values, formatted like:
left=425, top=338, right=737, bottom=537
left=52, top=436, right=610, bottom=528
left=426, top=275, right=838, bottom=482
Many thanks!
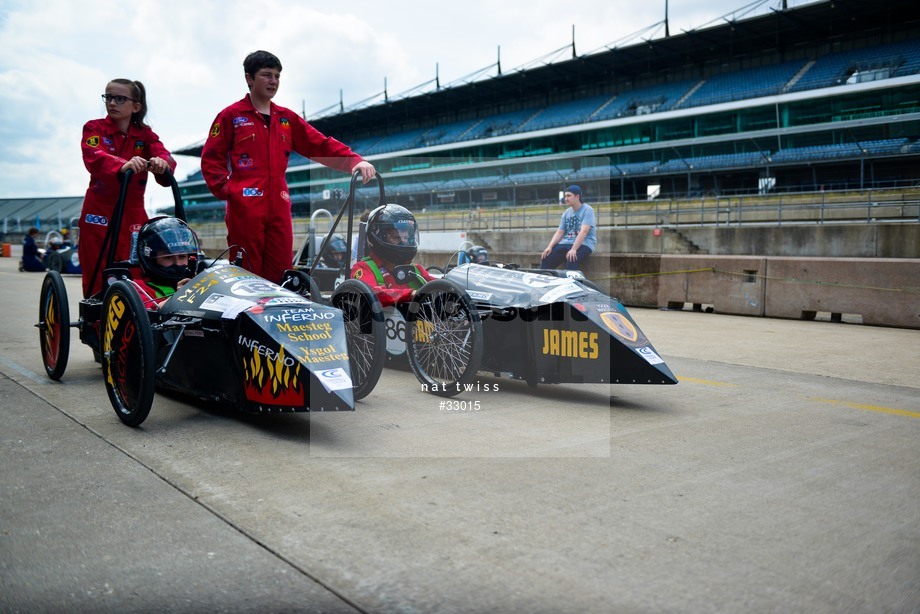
left=147, top=156, right=168, bottom=174
left=120, top=156, right=148, bottom=174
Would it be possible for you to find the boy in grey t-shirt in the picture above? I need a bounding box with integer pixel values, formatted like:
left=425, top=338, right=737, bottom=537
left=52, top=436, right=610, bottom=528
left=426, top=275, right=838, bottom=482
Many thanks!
left=540, top=185, right=596, bottom=270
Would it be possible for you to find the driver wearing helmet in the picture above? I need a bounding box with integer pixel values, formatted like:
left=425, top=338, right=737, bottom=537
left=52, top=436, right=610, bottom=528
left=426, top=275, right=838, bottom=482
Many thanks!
left=466, top=245, right=489, bottom=264
left=320, top=234, right=349, bottom=270
left=350, top=204, right=434, bottom=307
left=133, top=216, right=199, bottom=309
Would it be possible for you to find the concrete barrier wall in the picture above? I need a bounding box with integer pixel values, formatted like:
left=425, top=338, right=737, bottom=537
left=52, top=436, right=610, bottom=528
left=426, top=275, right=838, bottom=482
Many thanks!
left=656, top=256, right=769, bottom=318
left=762, top=258, right=920, bottom=328
left=418, top=250, right=920, bottom=329
left=654, top=255, right=920, bottom=329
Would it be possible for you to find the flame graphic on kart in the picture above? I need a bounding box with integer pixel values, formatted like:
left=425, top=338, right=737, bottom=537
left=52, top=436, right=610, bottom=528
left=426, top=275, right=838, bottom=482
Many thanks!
left=102, top=295, right=135, bottom=404
left=241, top=342, right=305, bottom=406
left=42, top=294, right=60, bottom=368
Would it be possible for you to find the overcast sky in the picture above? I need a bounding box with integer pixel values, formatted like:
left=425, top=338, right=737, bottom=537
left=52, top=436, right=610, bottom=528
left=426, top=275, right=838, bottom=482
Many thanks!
left=0, top=0, right=817, bottom=210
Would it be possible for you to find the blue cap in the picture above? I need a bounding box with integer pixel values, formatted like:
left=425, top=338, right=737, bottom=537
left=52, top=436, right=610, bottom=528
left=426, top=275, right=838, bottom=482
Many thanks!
left=565, top=185, right=582, bottom=198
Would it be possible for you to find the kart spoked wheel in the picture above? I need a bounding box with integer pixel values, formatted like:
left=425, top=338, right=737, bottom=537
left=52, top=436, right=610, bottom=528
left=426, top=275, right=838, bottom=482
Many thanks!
left=283, top=270, right=323, bottom=304
left=101, top=280, right=155, bottom=427
left=331, top=280, right=385, bottom=400
left=38, top=271, right=70, bottom=380
left=406, top=279, right=483, bottom=397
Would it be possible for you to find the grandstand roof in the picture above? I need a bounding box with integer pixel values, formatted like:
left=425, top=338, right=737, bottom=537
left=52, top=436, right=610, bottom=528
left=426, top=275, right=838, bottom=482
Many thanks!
left=173, top=0, right=920, bottom=158
left=0, top=196, right=84, bottom=230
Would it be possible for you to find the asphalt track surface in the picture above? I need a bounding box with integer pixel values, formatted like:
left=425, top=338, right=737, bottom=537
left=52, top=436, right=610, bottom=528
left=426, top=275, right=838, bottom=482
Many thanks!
left=1, top=256, right=918, bottom=613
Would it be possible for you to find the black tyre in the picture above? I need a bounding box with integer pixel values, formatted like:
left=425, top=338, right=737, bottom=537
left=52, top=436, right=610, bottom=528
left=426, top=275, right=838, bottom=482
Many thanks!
left=45, top=251, right=65, bottom=273
left=331, top=279, right=386, bottom=400
left=406, top=279, right=483, bottom=397
left=38, top=271, right=70, bottom=380
left=101, top=281, right=156, bottom=427
left=282, top=269, right=323, bottom=304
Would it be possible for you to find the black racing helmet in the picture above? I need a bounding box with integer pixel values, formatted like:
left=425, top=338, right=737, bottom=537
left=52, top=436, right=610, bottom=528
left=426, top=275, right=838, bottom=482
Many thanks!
left=466, top=245, right=488, bottom=264
left=321, top=234, right=348, bottom=269
left=366, top=204, right=419, bottom=265
left=136, top=216, right=199, bottom=284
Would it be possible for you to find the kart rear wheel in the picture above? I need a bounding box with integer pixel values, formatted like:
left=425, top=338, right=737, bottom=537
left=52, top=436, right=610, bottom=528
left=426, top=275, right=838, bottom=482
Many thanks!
left=38, top=271, right=70, bottom=380
left=101, top=280, right=156, bottom=427
left=331, top=279, right=385, bottom=400
left=406, top=279, right=483, bottom=397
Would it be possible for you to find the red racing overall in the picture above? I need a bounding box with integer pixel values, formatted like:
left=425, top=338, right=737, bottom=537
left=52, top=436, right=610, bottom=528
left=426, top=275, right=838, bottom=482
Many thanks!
left=79, top=117, right=176, bottom=297
left=350, top=256, right=435, bottom=308
left=200, top=95, right=365, bottom=285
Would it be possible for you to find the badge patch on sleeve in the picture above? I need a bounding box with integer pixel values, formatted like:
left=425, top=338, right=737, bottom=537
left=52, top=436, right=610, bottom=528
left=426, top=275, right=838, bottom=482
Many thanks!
left=86, top=135, right=100, bottom=147
left=210, top=123, right=220, bottom=138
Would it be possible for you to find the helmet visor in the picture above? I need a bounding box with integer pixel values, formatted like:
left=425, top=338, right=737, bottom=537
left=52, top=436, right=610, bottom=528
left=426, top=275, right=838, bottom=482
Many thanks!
left=381, top=219, right=417, bottom=247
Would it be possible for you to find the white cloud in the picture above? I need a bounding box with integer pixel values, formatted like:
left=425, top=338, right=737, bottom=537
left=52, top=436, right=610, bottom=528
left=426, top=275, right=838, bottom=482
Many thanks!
left=0, top=0, right=819, bottom=210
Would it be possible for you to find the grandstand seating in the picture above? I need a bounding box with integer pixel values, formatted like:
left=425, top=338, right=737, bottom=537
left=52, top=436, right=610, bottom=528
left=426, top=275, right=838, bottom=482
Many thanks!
left=770, top=138, right=911, bottom=163
left=789, top=39, right=920, bottom=93
left=678, top=60, right=808, bottom=107
left=463, top=109, right=541, bottom=140
left=655, top=152, right=766, bottom=173
left=418, top=119, right=482, bottom=147
left=592, top=80, right=697, bottom=121
left=520, top=96, right=612, bottom=132
left=165, top=3, right=920, bottom=215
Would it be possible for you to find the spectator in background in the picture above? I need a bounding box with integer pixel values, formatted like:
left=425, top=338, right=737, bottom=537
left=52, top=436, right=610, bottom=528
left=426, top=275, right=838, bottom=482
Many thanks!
left=20, top=227, right=46, bottom=272
left=540, top=185, right=596, bottom=271
left=80, top=78, right=176, bottom=297
left=201, top=50, right=375, bottom=285
left=60, top=228, right=73, bottom=248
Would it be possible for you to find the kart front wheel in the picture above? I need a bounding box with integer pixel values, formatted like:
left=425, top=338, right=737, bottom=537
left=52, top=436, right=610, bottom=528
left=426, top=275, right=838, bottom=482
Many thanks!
left=406, top=279, right=483, bottom=397
left=101, top=281, right=156, bottom=427
left=38, top=270, right=70, bottom=380
left=331, top=279, right=385, bottom=400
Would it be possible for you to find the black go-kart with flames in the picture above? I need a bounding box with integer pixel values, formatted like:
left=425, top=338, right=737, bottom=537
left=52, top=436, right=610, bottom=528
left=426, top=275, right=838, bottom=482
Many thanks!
left=296, top=172, right=678, bottom=399
left=36, top=169, right=384, bottom=427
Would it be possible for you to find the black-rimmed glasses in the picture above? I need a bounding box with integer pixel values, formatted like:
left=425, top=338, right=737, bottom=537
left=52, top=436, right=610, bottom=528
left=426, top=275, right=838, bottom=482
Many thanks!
left=101, top=94, right=137, bottom=105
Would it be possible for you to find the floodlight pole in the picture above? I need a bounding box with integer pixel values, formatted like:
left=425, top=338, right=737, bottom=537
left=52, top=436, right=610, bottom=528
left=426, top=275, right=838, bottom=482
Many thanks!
left=665, top=0, right=670, bottom=37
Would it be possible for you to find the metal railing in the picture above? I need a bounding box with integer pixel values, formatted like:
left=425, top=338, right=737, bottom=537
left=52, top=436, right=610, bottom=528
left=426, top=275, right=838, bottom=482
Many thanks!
left=182, top=187, right=920, bottom=241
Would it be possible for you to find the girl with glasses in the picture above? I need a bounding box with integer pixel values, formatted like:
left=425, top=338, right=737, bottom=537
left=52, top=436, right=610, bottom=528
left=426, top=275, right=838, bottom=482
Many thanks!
left=79, top=79, right=176, bottom=297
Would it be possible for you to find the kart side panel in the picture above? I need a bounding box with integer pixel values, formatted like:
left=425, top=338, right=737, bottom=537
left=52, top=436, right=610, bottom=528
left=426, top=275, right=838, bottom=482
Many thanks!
left=155, top=324, right=245, bottom=406
left=445, top=264, right=677, bottom=385
left=158, top=263, right=355, bottom=411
